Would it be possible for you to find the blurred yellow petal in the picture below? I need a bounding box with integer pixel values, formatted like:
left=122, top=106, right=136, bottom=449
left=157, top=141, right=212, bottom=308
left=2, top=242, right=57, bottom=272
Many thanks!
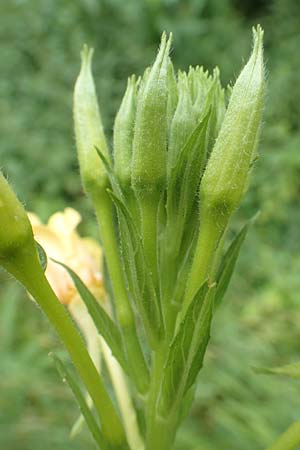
left=48, top=207, right=82, bottom=235
left=28, top=208, right=105, bottom=306
left=27, top=212, right=42, bottom=226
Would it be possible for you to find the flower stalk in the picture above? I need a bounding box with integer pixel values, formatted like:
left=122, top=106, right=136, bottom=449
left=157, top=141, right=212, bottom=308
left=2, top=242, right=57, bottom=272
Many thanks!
left=0, top=173, right=126, bottom=448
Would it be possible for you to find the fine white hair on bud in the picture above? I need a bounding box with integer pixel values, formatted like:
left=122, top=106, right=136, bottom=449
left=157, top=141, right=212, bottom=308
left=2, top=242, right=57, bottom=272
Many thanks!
left=113, top=75, right=138, bottom=189
left=200, top=25, right=265, bottom=220
left=73, top=44, right=109, bottom=194
left=131, top=32, right=172, bottom=194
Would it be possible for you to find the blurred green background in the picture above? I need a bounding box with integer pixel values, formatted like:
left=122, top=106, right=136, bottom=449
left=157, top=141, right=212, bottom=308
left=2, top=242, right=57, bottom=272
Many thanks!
left=1, top=0, right=300, bottom=449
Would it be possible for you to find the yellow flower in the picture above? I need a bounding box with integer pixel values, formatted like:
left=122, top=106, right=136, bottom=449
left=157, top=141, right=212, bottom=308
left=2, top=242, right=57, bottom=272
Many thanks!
left=28, top=207, right=105, bottom=305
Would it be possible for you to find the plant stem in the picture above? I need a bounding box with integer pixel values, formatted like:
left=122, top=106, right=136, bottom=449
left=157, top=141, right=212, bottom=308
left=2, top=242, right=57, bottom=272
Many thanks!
left=100, top=337, right=144, bottom=450
left=93, top=193, right=150, bottom=394
left=145, top=344, right=177, bottom=450
left=266, top=421, right=300, bottom=450
left=183, top=212, right=226, bottom=313
left=3, top=243, right=125, bottom=448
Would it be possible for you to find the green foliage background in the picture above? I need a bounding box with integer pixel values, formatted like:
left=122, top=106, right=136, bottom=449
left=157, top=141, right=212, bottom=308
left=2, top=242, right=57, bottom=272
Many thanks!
left=1, top=0, right=300, bottom=449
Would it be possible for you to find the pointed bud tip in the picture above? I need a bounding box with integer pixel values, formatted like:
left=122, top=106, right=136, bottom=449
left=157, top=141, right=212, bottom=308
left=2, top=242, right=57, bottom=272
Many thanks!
left=159, top=31, right=172, bottom=57
left=252, top=25, right=264, bottom=55
left=80, top=44, right=94, bottom=72
left=127, top=74, right=136, bottom=89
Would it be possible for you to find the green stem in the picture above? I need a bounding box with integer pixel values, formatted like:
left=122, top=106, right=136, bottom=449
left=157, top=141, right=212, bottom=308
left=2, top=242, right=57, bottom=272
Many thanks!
left=209, top=222, right=228, bottom=282
left=93, top=192, right=150, bottom=395
left=266, top=421, right=300, bottom=450
left=2, top=243, right=125, bottom=448
left=100, top=337, right=144, bottom=450
left=183, top=211, right=226, bottom=313
left=146, top=415, right=177, bottom=450
left=145, top=344, right=177, bottom=450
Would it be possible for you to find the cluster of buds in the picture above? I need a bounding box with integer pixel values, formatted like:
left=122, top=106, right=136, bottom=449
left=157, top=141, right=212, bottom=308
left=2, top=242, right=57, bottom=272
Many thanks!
left=0, top=26, right=265, bottom=450
left=71, top=25, right=265, bottom=449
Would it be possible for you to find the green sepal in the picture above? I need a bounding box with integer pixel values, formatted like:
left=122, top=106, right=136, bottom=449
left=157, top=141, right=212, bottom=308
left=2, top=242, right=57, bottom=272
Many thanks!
left=159, top=283, right=215, bottom=415
left=253, top=362, right=300, bottom=379
left=53, top=260, right=128, bottom=373
left=50, top=352, right=110, bottom=450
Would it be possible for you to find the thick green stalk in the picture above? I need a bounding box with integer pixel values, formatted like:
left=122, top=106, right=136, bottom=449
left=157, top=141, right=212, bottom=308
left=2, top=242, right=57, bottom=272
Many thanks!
left=183, top=211, right=226, bottom=314
left=145, top=344, right=177, bottom=450
left=93, top=192, right=150, bottom=395
left=266, top=422, right=300, bottom=450
left=146, top=415, right=177, bottom=450
left=2, top=242, right=125, bottom=448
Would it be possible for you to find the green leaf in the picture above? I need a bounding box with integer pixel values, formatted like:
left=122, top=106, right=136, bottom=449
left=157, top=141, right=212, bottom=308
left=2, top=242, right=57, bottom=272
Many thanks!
left=108, top=190, right=163, bottom=346
left=159, top=283, right=215, bottom=414
left=168, top=109, right=210, bottom=220
left=50, top=353, right=109, bottom=450
left=53, top=260, right=128, bottom=373
left=214, top=222, right=250, bottom=309
left=96, top=147, right=124, bottom=200
left=164, top=109, right=211, bottom=274
left=253, top=362, right=300, bottom=379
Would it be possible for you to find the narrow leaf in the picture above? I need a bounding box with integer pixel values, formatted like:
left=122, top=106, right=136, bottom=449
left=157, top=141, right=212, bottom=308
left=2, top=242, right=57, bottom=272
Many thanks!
left=159, top=283, right=214, bottom=414
left=53, top=260, right=128, bottom=373
left=254, top=362, right=300, bottom=379
left=50, top=353, right=109, bottom=450
left=214, top=222, right=250, bottom=309
left=96, top=147, right=124, bottom=200
left=165, top=110, right=210, bottom=262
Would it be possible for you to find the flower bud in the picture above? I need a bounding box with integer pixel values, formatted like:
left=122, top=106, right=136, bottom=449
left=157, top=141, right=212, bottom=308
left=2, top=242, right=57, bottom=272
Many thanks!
left=74, top=45, right=109, bottom=195
left=183, top=27, right=265, bottom=310
left=191, top=66, right=212, bottom=118
left=200, top=26, right=265, bottom=221
left=0, top=172, right=33, bottom=260
left=168, top=71, right=197, bottom=173
left=113, top=75, right=138, bottom=188
left=131, top=32, right=172, bottom=194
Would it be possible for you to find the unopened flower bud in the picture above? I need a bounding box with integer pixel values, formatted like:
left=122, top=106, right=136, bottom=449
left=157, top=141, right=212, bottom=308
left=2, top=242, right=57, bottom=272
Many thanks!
left=191, top=66, right=212, bottom=118
left=184, top=27, right=265, bottom=309
left=168, top=71, right=197, bottom=173
left=200, top=26, right=265, bottom=221
left=113, top=76, right=138, bottom=188
left=131, top=32, right=172, bottom=194
left=74, top=45, right=109, bottom=195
